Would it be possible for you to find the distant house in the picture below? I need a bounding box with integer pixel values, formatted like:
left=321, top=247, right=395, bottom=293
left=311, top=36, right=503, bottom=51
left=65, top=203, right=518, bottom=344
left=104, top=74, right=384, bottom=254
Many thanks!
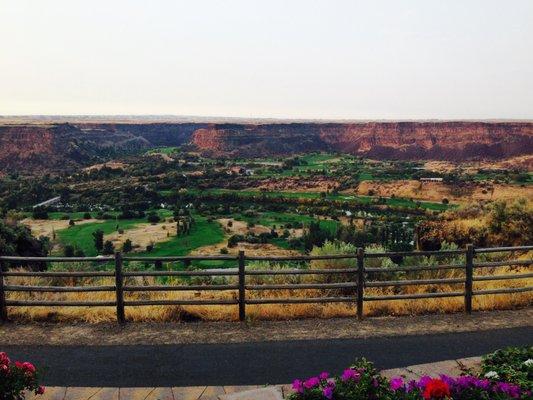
left=227, top=166, right=254, bottom=176
left=32, top=196, right=61, bottom=209
left=420, top=177, right=443, bottom=182
left=227, top=166, right=245, bottom=175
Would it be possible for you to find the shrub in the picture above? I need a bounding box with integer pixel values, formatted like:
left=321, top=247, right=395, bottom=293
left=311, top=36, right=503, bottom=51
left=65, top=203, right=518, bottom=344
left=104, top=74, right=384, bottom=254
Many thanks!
left=0, top=352, right=45, bottom=399
left=83, top=212, right=92, bottom=219
left=102, top=240, right=115, bottom=255
left=123, top=239, right=133, bottom=253
left=220, top=247, right=229, bottom=254
left=481, top=346, right=533, bottom=391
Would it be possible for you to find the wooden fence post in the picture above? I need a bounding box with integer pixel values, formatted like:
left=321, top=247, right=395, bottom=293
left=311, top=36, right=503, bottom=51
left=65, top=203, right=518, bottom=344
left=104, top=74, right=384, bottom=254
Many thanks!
left=114, top=252, right=126, bottom=324
left=465, top=244, right=474, bottom=314
left=356, top=248, right=365, bottom=320
left=238, top=250, right=246, bottom=321
left=0, top=260, right=7, bottom=322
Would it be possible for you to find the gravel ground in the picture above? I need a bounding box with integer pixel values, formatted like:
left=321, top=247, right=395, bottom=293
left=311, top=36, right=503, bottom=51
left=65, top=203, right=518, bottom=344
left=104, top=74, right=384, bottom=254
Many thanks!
left=1, top=308, right=531, bottom=346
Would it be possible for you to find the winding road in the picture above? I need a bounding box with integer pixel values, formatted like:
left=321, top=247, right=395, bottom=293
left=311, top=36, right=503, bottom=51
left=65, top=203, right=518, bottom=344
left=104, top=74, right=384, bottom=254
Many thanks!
left=4, top=327, right=532, bottom=387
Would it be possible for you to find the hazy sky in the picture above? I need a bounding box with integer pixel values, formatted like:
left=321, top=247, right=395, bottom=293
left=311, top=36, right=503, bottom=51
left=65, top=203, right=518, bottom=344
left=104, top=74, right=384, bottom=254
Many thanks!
left=1, top=0, right=532, bottom=119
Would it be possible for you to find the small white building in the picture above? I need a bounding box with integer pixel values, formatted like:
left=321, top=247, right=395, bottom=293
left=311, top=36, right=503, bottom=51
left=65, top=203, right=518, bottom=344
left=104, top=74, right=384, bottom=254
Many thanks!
left=32, top=196, right=61, bottom=209
left=420, top=177, right=443, bottom=182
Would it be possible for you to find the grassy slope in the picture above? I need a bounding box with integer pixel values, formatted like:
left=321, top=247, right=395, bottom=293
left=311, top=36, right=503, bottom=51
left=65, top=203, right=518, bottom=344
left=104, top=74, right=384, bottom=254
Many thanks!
left=140, top=215, right=224, bottom=258
left=56, top=219, right=143, bottom=256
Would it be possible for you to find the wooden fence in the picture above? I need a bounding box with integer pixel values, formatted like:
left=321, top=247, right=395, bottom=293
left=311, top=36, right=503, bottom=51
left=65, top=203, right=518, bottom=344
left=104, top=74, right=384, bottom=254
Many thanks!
left=0, top=244, right=532, bottom=323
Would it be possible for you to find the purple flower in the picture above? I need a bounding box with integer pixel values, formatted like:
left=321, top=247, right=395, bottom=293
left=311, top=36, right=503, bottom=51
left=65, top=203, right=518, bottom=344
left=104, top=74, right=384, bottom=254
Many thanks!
left=292, top=379, right=304, bottom=394
left=341, top=368, right=360, bottom=382
left=390, top=377, right=404, bottom=391
left=319, top=371, right=329, bottom=380
left=406, top=380, right=418, bottom=393
left=322, top=385, right=334, bottom=399
left=417, top=375, right=432, bottom=389
left=304, top=377, right=320, bottom=389
left=494, top=382, right=521, bottom=398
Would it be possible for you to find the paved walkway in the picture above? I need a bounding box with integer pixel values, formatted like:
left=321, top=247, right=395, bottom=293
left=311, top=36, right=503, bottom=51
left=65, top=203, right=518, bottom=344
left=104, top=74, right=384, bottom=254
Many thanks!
left=26, top=357, right=481, bottom=400
left=7, top=327, right=531, bottom=387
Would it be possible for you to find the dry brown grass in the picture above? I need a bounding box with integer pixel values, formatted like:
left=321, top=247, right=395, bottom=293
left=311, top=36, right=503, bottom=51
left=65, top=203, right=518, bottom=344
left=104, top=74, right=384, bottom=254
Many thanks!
left=5, top=263, right=532, bottom=323
left=354, top=180, right=533, bottom=204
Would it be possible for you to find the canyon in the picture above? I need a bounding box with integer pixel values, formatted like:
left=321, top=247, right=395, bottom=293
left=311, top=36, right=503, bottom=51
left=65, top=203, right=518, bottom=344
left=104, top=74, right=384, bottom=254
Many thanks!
left=0, top=120, right=532, bottom=172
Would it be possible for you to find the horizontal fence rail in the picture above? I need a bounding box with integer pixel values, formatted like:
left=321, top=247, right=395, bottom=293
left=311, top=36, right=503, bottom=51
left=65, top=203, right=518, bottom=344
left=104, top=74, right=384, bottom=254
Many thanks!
left=0, top=245, right=531, bottom=323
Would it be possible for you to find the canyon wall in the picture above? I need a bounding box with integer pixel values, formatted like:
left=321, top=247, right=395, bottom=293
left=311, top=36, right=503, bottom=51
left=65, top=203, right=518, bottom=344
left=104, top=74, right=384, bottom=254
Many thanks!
left=1, top=121, right=532, bottom=172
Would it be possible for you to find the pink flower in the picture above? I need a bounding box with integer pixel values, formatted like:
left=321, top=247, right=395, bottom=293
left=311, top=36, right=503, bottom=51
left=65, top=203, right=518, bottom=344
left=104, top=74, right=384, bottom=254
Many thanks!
left=292, top=379, right=304, bottom=394
left=22, top=362, right=36, bottom=374
left=0, top=364, right=8, bottom=374
left=319, top=371, right=329, bottom=380
left=340, top=368, right=360, bottom=382
left=304, top=376, right=320, bottom=389
left=15, top=361, right=36, bottom=375
left=36, top=386, right=46, bottom=395
left=0, top=352, right=10, bottom=366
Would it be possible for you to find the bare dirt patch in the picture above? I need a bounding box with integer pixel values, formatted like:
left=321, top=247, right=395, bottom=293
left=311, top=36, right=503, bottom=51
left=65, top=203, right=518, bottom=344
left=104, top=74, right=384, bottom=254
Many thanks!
left=21, top=218, right=98, bottom=239
left=257, top=178, right=339, bottom=192
left=1, top=308, right=530, bottom=346
left=82, top=161, right=127, bottom=172
left=106, top=221, right=176, bottom=251
left=218, top=218, right=270, bottom=235
left=191, top=218, right=301, bottom=257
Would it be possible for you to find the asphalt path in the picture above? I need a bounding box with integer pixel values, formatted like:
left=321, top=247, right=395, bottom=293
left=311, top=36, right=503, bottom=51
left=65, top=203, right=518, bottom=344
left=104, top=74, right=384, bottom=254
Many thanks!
left=3, top=326, right=532, bottom=387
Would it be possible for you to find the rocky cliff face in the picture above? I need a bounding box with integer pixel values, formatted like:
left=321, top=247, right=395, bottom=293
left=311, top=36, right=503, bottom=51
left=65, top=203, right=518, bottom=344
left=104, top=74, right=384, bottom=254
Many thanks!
left=192, top=122, right=533, bottom=161
left=1, top=121, right=532, bottom=172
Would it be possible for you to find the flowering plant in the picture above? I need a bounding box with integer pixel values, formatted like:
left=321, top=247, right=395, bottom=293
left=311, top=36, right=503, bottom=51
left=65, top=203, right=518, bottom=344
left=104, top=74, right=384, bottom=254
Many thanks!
left=288, top=358, right=531, bottom=400
left=481, top=346, right=533, bottom=392
left=0, top=352, right=45, bottom=400
left=288, top=358, right=394, bottom=400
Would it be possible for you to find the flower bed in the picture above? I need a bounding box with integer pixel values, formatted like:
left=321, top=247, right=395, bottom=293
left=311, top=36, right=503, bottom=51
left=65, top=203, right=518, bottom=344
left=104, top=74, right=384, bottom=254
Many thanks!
left=288, top=349, right=532, bottom=400
left=0, top=352, right=44, bottom=400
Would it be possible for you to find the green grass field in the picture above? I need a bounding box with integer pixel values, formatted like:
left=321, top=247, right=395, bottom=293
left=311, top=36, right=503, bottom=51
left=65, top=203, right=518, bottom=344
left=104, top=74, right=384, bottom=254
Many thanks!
left=54, top=212, right=226, bottom=268
left=56, top=219, right=143, bottom=256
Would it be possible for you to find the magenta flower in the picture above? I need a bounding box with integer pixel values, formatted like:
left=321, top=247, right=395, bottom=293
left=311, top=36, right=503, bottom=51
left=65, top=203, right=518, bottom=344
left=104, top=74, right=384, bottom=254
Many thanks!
left=390, top=377, right=404, bottom=391
left=322, top=385, right=334, bottom=399
left=292, top=379, right=304, bottom=394
left=340, top=368, right=360, bottom=382
left=319, top=371, right=329, bottom=380
left=304, top=376, right=320, bottom=389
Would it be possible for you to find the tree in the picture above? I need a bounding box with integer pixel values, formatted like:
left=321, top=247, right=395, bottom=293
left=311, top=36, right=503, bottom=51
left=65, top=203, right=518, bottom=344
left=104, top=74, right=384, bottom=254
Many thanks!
left=123, top=239, right=133, bottom=253
left=102, top=240, right=115, bottom=255
left=0, top=220, right=50, bottom=270
left=92, top=229, right=104, bottom=253
left=32, top=208, right=49, bottom=220
left=64, top=245, right=75, bottom=257
left=147, top=212, right=161, bottom=224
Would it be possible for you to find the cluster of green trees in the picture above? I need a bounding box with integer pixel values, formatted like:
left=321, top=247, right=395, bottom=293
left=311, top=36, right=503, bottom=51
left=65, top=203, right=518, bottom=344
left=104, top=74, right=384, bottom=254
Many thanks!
left=0, top=220, right=50, bottom=270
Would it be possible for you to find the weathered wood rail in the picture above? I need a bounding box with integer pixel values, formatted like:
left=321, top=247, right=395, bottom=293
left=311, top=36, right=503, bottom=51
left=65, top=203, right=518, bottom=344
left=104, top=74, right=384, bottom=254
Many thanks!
left=0, top=245, right=531, bottom=323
